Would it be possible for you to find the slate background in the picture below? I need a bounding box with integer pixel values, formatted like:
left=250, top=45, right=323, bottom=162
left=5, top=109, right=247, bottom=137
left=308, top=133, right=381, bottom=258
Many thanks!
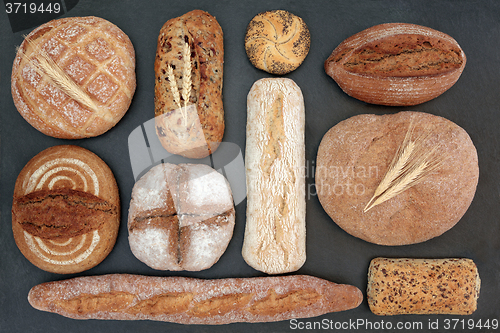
left=1, top=0, right=499, bottom=332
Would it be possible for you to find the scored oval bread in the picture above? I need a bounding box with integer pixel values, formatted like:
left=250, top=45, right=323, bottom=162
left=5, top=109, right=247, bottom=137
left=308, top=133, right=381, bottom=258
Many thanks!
left=12, top=145, right=120, bottom=274
left=315, top=111, right=478, bottom=245
left=324, top=23, right=466, bottom=106
left=154, top=10, right=224, bottom=158
left=242, top=78, right=306, bottom=274
left=28, top=274, right=363, bottom=324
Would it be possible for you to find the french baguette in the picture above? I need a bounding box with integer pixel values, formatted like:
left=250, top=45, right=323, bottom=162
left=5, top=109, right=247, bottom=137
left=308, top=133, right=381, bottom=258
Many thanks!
left=28, top=274, right=363, bottom=324
left=242, top=78, right=306, bottom=274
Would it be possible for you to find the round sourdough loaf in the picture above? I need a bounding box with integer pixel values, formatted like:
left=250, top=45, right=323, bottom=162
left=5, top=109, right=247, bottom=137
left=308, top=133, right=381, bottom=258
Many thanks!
left=12, top=145, right=120, bottom=274
left=128, top=163, right=235, bottom=271
left=315, top=112, right=478, bottom=246
left=11, top=16, right=136, bottom=139
left=245, top=10, right=310, bottom=75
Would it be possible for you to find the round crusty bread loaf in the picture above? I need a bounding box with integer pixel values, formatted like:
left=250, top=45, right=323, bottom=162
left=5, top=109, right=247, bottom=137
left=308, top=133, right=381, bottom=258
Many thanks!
left=245, top=10, right=310, bottom=75
left=12, top=145, right=120, bottom=274
left=315, top=111, right=478, bottom=246
left=11, top=16, right=136, bottom=139
left=128, top=163, right=235, bottom=271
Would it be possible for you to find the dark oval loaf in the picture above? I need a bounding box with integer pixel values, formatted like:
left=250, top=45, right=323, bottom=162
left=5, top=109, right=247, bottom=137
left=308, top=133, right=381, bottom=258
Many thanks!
left=154, top=10, right=224, bottom=158
left=12, top=145, right=120, bottom=274
left=324, top=23, right=466, bottom=106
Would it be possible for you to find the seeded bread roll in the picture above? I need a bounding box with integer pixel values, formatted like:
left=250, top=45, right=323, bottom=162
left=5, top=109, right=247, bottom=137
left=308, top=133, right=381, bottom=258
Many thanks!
left=12, top=145, right=120, bottom=274
left=128, top=163, right=235, bottom=271
left=242, top=78, right=306, bottom=274
left=28, top=274, right=363, bottom=324
left=367, top=258, right=480, bottom=315
left=245, top=10, right=310, bottom=75
left=11, top=16, right=136, bottom=139
left=154, top=10, right=224, bottom=158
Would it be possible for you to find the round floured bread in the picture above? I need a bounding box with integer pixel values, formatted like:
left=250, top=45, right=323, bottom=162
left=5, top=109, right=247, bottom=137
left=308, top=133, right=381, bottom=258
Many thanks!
left=315, top=111, right=478, bottom=246
left=11, top=16, right=136, bottom=139
left=12, top=145, right=120, bottom=274
left=128, top=163, right=235, bottom=271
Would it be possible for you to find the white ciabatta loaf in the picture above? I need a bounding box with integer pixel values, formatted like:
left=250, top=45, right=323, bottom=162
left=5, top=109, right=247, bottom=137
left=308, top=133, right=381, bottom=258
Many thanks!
left=242, top=78, right=306, bottom=274
left=128, top=163, right=235, bottom=271
left=28, top=274, right=363, bottom=324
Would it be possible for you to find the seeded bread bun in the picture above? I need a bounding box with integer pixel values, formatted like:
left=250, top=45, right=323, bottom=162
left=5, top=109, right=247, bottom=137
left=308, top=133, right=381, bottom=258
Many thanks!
left=11, top=16, right=136, bottom=139
left=128, top=163, right=235, bottom=271
left=315, top=111, right=478, bottom=245
left=12, top=145, right=120, bottom=274
left=245, top=10, right=310, bottom=75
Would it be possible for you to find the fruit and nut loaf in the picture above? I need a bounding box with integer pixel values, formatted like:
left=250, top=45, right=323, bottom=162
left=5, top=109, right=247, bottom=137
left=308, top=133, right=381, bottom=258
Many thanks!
left=154, top=10, right=224, bottom=158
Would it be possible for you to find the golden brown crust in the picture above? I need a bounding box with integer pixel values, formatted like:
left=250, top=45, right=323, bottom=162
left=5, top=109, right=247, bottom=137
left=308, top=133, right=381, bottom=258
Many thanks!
left=28, top=274, right=363, bottom=324
left=12, top=145, right=120, bottom=274
left=367, top=258, right=480, bottom=315
left=154, top=10, right=224, bottom=158
left=11, top=16, right=136, bottom=138
left=245, top=10, right=310, bottom=74
left=324, top=23, right=466, bottom=106
left=315, top=111, right=478, bottom=245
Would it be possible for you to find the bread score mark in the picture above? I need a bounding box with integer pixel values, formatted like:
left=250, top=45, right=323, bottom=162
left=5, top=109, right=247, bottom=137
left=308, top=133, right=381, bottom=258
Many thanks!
left=364, top=119, right=447, bottom=212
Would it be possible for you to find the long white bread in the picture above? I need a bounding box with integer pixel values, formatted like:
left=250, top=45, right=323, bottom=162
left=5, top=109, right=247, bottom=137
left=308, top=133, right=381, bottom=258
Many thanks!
left=28, top=274, right=363, bottom=324
left=242, top=78, right=306, bottom=274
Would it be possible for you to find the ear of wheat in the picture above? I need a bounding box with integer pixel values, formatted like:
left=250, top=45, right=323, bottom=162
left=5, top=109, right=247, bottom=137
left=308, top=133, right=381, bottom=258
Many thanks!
left=167, top=41, right=192, bottom=125
left=364, top=120, right=446, bottom=213
left=20, top=38, right=98, bottom=113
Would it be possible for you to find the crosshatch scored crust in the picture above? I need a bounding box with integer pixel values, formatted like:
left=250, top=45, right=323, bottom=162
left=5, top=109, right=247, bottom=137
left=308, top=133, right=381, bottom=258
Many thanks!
left=11, top=16, right=136, bottom=139
left=12, top=145, right=120, bottom=274
left=28, top=274, right=363, bottom=324
left=315, top=111, right=478, bottom=246
left=154, top=10, right=224, bottom=159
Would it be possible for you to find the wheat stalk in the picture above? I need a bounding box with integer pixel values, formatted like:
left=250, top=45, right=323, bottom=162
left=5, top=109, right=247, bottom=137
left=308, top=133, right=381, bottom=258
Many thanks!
left=363, top=121, right=446, bottom=212
left=167, top=65, right=182, bottom=110
left=182, top=42, right=192, bottom=110
left=166, top=41, right=192, bottom=126
left=20, top=39, right=98, bottom=112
